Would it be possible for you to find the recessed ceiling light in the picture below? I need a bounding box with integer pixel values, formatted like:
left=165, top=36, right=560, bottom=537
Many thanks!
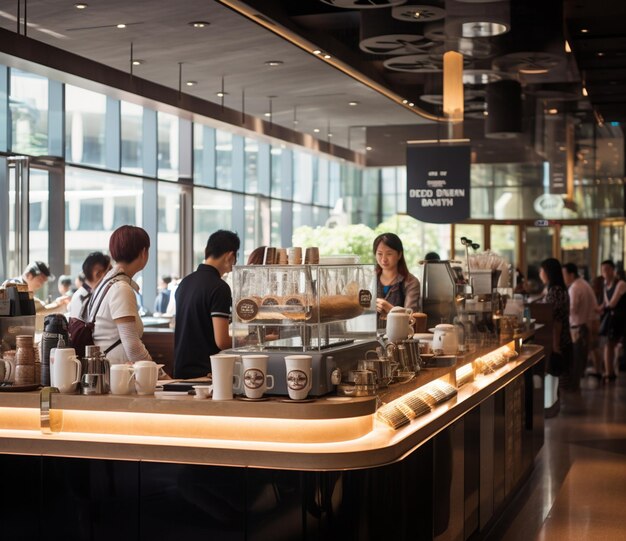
left=483, top=111, right=489, bottom=116
left=265, top=60, right=284, bottom=67
left=313, top=50, right=321, bottom=55
left=519, top=68, right=549, bottom=74
left=409, top=102, right=414, bottom=107
left=74, top=3, right=88, bottom=9
left=264, top=112, right=271, bottom=117
left=366, top=146, right=372, bottom=151
left=186, top=81, right=197, bottom=87
left=597, top=52, right=605, bottom=57
left=349, top=101, right=359, bottom=106
left=582, top=87, right=589, bottom=97
left=402, top=99, right=408, bottom=104
left=323, top=54, right=331, bottom=59
left=293, top=120, right=299, bottom=125
left=328, top=133, right=333, bottom=137
left=313, top=128, right=320, bottom=133
left=412, top=11, right=421, bottom=19
left=565, top=40, right=572, bottom=53
left=581, top=28, right=589, bottom=33
left=116, top=24, right=127, bottom=29
left=548, top=108, right=558, bottom=115
left=216, top=91, right=228, bottom=97
left=132, top=59, right=143, bottom=66
left=190, top=21, right=210, bottom=28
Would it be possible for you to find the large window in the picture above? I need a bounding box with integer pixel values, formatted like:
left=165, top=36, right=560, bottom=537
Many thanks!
left=293, top=151, right=313, bottom=203
left=64, top=167, right=143, bottom=278
left=193, top=188, right=232, bottom=263
left=270, top=146, right=283, bottom=198
left=157, top=112, right=179, bottom=180
left=158, top=183, right=182, bottom=281
left=216, top=130, right=233, bottom=190
left=121, top=101, right=143, bottom=174
left=65, top=85, right=106, bottom=167
left=9, top=69, right=49, bottom=155
left=244, top=138, right=259, bottom=193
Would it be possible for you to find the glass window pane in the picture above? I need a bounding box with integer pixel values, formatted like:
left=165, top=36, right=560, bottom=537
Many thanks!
left=293, top=151, right=313, bottom=203
left=65, top=85, right=106, bottom=167
left=453, top=224, right=484, bottom=260
left=216, top=130, right=233, bottom=190
left=158, top=183, right=182, bottom=281
left=270, top=146, right=283, bottom=199
left=121, top=101, right=143, bottom=174
left=271, top=199, right=282, bottom=246
left=244, top=195, right=270, bottom=257
left=560, top=225, right=591, bottom=278
left=524, top=226, right=555, bottom=294
left=157, top=112, right=179, bottom=180
left=29, top=169, right=50, bottom=302
left=193, top=188, right=232, bottom=263
left=10, top=69, right=49, bottom=155
left=64, top=167, right=143, bottom=279
left=244, top=138, right=258, bottom=193
left=490, top=225, right=517, bottom=284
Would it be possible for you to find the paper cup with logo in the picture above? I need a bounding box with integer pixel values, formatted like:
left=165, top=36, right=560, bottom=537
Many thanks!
left=242, top=355, right=274, bottom=399
left=284, top=355, right=312, bottom=400
left=210, top=354, right=242, bottom=401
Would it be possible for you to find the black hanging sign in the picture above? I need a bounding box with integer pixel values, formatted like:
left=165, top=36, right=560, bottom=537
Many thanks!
left=406, top=141, right=471, bottom=223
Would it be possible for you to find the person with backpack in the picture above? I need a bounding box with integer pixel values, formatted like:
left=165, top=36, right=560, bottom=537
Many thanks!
left=88, top=225, right=153, bottom=364
left=373, top=232, right=420, bottom=330
left=69, top=252, right=111, bottom=318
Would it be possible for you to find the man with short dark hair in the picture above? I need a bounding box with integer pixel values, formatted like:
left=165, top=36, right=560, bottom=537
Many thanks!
left=69, top=252, right=112, bottom=318
left=174, top=230, right=240, bottom=379
left=562, top=262, right=598, bottom=389
left=3, top=261, right=70, bottom=312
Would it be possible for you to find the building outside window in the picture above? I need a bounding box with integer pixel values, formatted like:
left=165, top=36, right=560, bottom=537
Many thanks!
left=9, top=69, right=49, bottom=155
left=121, top=101, right=143, bottom=175
left=65, top=85, right=106, bottom=167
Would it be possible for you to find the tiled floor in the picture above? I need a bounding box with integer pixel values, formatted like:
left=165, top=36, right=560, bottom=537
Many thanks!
left=486, top=374, right=626, bottom=540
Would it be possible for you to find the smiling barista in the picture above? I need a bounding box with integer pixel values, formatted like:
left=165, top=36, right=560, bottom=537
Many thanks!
left=373, top=232, right=420, bottom=329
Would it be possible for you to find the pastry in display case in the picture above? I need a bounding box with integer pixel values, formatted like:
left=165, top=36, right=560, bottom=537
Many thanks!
left=228, top=263, right=378, bottom=396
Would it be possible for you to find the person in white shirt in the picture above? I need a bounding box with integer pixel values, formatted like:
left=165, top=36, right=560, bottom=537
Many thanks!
left=89, top=226, right=153, bottom=365
left=68, top=252, right=111, bottom=318
left=562, top=263, right=599, bottom=389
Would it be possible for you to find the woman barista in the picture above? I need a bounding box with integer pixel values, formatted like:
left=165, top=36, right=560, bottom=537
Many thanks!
left=374, top=232, right=420, bottom=328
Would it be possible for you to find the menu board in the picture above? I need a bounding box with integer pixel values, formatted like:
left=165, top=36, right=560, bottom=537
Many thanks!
left=406, top=141, right=471, bottom=223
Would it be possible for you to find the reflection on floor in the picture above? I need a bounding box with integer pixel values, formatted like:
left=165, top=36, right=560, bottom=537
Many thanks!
left=485, top=374, right=626, bottom=541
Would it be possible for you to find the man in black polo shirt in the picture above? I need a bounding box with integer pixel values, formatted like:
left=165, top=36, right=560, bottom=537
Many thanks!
left=174, top=230, right=240, bottom=379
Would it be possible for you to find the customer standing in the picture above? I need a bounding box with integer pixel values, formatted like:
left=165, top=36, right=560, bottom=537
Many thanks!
left=174, top=230, right=240, bottom=379
left=373, top=232, right=420, bottom=329
left=89, top=226, right=152, bottom=364
left=562, top=263, right=598, bottom=390
left=69, top=252, right=111, bottom=318
left=2, top=261, right=70, bottom=313
left=598, top=260, right=626, bottom=382
left=540, top=258, right=572, bottom=387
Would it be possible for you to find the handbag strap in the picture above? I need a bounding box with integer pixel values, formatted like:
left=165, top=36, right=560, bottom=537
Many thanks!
left=88, top=272, right=128, bottom=323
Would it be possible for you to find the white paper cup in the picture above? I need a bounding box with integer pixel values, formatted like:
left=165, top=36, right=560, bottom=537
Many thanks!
left=284, top=355, right=312, bottom=400
left=110, top=365, right=135, bottom=395
left=210, top=354, right=242, bottom=401
left=242, top=355, right=275, bottom=399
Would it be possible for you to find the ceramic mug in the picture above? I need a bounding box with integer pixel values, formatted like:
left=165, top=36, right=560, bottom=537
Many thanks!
left=284, top=355, right=312, bottom=400
left=241, top=355, right=275, bottom=399
left=52, top=354, right=82, bottom=394
left=110, top=364, right=135, bottom=395
left=0, top=358, right=15, bottom=383
left=210, top=354, right=242, bottom=401
left=386, top=307, right=414, bottom=343
left=133, top=361, right=163, bottom=395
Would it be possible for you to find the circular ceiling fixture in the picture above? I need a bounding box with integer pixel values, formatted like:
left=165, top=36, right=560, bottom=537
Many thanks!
left=320, top=0, right=407, bottom=8
left=359, top=34, right=425, bottom=55
left=391, top=5, right=446, bottom=22
left=383, top=54, right=442, bottom=72
left=493, top=52, right=565, bottom=75
left=419, top=90, right=486, bottom=105
left=462, top=69, right=503, bottom=85
left=462, top=21, right=509, bottom=37
left=428, top=39, right=492, bottom=59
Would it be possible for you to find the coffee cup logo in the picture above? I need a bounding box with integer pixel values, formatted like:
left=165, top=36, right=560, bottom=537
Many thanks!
left=287, top=369, right=308, bottom=391
left=244, top=368, right=264, bottom=390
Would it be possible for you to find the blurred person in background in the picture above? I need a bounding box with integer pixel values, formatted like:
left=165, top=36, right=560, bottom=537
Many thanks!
left=153, top=275, right=172, bottom=315
left=3, top=261, right=70, bottom=313
left=597, top=260, right=626, bottom=382
left=69, top=252, right=111, bottom=318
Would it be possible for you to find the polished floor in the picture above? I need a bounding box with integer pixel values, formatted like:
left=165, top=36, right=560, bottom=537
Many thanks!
left=486, top=373, right=626, bottom=540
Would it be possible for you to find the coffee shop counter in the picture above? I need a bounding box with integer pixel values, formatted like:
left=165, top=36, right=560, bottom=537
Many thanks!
left=0, top=339, right=544, bottom=540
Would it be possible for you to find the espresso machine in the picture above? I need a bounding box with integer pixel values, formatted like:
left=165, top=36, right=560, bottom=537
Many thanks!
left=421, top=260, right=464, bottom=330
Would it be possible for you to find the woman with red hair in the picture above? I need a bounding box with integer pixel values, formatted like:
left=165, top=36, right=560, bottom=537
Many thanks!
left=89, top=225, right=153, bottom=364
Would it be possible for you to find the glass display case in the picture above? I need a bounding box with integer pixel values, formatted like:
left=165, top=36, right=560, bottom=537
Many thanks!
left=232, top=264, right=377, bottom=352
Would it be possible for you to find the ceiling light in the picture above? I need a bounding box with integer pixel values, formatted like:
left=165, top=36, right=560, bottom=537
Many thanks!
left=581, top=28, right=589, bottom=33
left=74, top=3, right=88, bottom=9
left=483, top=111, right=489, bottom=116
left=264, top=112, right=271, bottom=117
left=366, top=146, right=372, bottom=151
left=186, top=81, right=197, bottom=87
left=265, top=60, right=284, bottom=67
left=190, top=21, right=210, bottom=28
left=582, top=86, right=588, bottom=97
left=597, top=52, right=605, bottom=57
left=548, top=108, right=558, bottom=115
left=328, top=133, right=333, bottom=137
left=565, top=40, right=571, bottom=53
left=519, top=68, right=549, bottom=75
left=313, top=128, right=320, bottom=133
left=409, top=102, right=415, bottom=107
left=313, top=50, right=321, bottom=55
left=402, top=99, right=408, bottom=104
left=323, top=54, right=331, bottom=59
left=349, top=101, right=359, bottom=106
left=461, top=22, right=508, bottom=38
left=116, top=24, right=127, bottom=29
left=132, top=59, right=143, bottom=66
left=216, top=91, right=228, bottom=97
left=293, top=120, right=299, bottom=125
